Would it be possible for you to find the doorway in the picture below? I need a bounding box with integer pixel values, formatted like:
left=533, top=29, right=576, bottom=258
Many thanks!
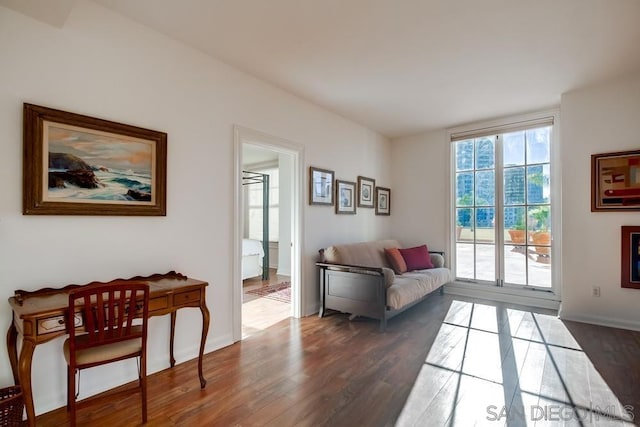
left=233, top=126, right=304, bottom=342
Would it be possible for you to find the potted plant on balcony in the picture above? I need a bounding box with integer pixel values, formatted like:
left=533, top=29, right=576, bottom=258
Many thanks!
left=456, top=219, right=464, bottom=240
left=455, top=194, right=473, bottom=241
left=530, top=205, right=550, bottom=256
left=507, top=216, right=526, bottom=244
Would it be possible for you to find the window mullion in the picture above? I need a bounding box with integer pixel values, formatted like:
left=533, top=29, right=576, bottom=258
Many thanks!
left=495, top=135, right=505, bottom=286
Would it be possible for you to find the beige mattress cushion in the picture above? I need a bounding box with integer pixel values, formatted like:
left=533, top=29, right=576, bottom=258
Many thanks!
left=323, top=239, right=402, bottom=268
left=386, top=268, right=452, bottom=310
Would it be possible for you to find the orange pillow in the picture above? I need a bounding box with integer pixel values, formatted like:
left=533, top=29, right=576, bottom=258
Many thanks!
left=384, top=247, right=407, bottom=274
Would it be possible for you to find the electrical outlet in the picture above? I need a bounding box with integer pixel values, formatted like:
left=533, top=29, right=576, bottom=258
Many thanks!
left=592, top=286, right=601, bottom=297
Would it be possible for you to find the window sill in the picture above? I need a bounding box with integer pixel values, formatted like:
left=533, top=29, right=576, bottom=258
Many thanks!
left=444, top=280, right=560, bottom=310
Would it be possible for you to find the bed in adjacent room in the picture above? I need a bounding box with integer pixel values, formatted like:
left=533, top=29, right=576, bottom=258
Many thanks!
left=242, top=238, right=264, bottom=280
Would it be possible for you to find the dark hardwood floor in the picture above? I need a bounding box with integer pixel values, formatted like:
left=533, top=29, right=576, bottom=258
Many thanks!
left=36, top=293, right=639, bottom=426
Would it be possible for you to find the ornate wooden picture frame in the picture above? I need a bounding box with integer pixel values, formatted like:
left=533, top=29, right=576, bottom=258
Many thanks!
left=23, top=103, right=167, bottom=216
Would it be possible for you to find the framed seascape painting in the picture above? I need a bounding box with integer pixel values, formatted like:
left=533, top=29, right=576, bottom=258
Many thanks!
left=621, top=226, right=640, bottom=289
left=592, top=150, right=640, bottom=211
left=335, top=180, right=356, bottom=214
left=357, top=176, right=375, bottom=208
left=375, top=187, right=391, bottom=216
left=23, top=104, right=167, bottom=216
left=309, top=166, right=334, bottom=206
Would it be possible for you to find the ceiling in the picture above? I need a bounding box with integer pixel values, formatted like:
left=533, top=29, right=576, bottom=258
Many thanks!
left=7, top=0, right=640, bottom=138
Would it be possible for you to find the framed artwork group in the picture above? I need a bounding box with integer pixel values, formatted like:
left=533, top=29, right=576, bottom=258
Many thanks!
left=308, top=166, right=390, bottom=216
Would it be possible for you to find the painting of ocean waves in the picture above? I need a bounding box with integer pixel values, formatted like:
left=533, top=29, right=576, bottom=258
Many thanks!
left=45, top=123, right=155, bottom=204
left=48, top=168, right=152, bottom=201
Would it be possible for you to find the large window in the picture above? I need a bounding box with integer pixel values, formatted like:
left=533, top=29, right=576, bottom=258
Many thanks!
left=454, top=125, right=552, bottom=289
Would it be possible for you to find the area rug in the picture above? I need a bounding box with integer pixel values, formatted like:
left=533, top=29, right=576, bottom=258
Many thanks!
left=246, top=281, right=291, bottom=303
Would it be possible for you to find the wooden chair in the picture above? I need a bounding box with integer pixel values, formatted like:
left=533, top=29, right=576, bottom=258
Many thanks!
left=63, top=280, right=150, bottom=426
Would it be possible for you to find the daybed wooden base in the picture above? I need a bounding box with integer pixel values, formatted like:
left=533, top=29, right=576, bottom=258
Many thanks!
left=317, top=261, right=443, bottom=332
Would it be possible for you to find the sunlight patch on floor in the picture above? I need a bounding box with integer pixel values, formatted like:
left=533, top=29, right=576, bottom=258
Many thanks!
left=242, top=296, right=290, bottom=339
left=397, top=301, right=635, bottom=426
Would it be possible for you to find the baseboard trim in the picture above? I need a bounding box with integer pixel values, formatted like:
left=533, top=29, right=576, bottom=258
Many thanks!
left=444, top=282, right=561, bottom=310
left=558, top=311, right=640, bottom=332
left=305, top=302, right=320, bottom=317
left=204, top=332, right=234, bottom=353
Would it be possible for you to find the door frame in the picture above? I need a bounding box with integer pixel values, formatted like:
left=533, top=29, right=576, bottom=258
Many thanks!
left=232, top=125, right=304, bottom=342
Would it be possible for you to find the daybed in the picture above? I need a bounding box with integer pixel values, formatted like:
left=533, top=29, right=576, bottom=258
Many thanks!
left=317, top=239, right=452, bottom=331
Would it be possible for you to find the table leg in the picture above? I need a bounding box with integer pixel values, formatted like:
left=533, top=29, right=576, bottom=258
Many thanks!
left=6, top=318, right=19, bottom=385
left=18, top=339, right=37, bottom=427
left=169, top=311, right=176, bottom=368
left=198, top=300, right=210, bottom=389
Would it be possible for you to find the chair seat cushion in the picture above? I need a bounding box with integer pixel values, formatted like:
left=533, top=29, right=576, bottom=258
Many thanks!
left=64, top=326, right=143, bottom=366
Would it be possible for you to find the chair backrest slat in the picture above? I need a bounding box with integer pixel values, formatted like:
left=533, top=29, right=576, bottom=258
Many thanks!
left=68, top=281, right=149, bottom=352
left=96, top=292, right=106, bottom=341
left=83, top=295, right=95, bottom=342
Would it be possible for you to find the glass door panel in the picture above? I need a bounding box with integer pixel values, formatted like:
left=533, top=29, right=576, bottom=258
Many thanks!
left=453, top=125, right=553, bottom=289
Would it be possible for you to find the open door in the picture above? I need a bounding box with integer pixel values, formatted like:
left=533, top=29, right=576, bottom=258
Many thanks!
left=232, top=126, right=304, bottom=342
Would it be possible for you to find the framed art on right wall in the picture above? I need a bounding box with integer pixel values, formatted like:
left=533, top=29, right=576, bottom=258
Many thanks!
left=592, top=149, right=640, bottom=211
left=375, top=187, right=390, bottom=216
left=621, top=226, right=640, bottom=289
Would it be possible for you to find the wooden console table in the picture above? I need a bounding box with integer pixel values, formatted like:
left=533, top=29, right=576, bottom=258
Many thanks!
left=6, top=271, right=210, bottom=427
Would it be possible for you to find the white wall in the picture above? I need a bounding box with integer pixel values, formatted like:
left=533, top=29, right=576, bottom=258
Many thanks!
left=0, top=1, right=391, bottom=415
left=559, top=72, right=640, bottom=330
left=390, top=130, right=449, bottom=253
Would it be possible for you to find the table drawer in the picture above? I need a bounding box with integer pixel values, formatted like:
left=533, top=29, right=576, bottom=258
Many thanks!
left=37, top=313, right=83, bottom=335
left=173, top=290, right=200, bottom=306
left=149, top=295, right=169, bottom=311
left=135, top=295, right=169, bottom=315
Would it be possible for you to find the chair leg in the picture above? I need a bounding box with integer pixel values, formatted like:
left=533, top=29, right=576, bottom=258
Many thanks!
left=136, top=356, right=147, bottom=424
left=67, top=366, right=76, bottom=427
left=66, top=366, right=71, bottom=410
left=141, top=360, right=147, bottom=424
left=135, top=355, right=148, bottom=423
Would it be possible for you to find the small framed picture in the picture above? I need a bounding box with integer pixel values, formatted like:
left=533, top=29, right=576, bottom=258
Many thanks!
left=309, top=166, right=334, bottom=205
left=621, top=226, right=640, bottom=289
left=357, top=176, right=376, bottom=208
left=335, top=180, right=356, bottom=214
left=375, top=187, right=391, bottom=216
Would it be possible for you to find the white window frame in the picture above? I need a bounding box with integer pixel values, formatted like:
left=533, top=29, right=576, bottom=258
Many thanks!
left=447, top=109, right=562, bottom=306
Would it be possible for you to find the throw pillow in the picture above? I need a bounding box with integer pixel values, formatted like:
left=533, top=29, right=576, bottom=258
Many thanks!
left=399, top=245, right=434, bottom=271
left=384, top=247, right=408, bottom=274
